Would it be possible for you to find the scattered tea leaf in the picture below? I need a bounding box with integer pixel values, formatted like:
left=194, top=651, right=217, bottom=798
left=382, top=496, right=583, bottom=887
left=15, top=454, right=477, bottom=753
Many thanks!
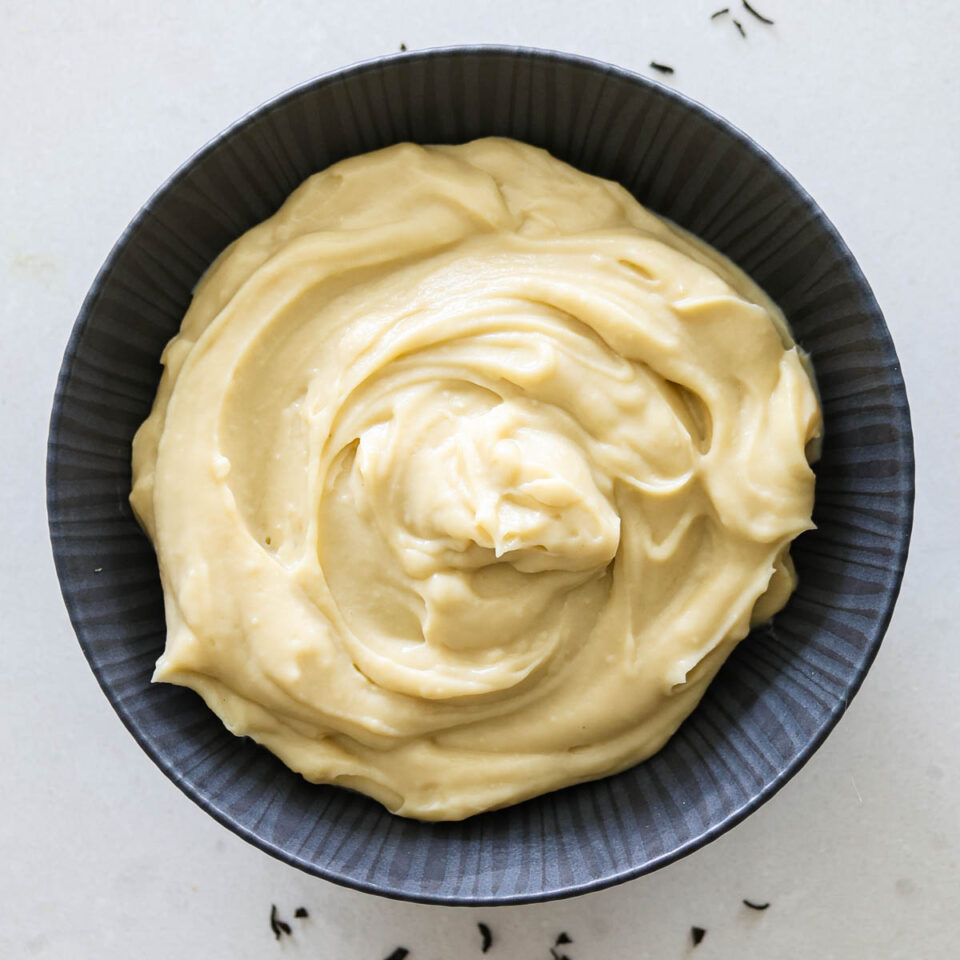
left=742, top=1, right=774, bottom=25
left=743, top=899, right=771, bottom=910
left=691, top=926, right=707, bottom=946
left=384, top=950, right=409, bottom=960
left=733, top=18, right=747, bottom=37
left=294, top=906, right=309, bottom=918
left=478, top=922, right=493, bottom=953
left=555, top=933, right=573, bottom=945
left=710, top=7, right=730, bottom=17
left=269, top=904, right=292, bottom=940
left=399, top=43, right=407, bottom=51
left=649, top=61, right=675, bottom=74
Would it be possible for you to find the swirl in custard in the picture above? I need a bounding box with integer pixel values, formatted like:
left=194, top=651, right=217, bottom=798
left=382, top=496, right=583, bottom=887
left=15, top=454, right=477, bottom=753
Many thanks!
left=131, top=138, right=821, bottom=820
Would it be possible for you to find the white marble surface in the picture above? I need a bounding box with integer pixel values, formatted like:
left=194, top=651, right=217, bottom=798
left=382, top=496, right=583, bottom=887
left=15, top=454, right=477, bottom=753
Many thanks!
left=2, top=0, right=958, bottom=957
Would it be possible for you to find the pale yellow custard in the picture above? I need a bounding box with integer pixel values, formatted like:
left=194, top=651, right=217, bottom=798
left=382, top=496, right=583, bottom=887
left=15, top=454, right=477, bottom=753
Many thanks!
left=131, top=137, right=821, bottom=820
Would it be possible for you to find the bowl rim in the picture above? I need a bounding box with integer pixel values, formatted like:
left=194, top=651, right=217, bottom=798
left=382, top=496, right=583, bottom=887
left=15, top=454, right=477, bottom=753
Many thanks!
left=47, top=43, right=915, bottom=905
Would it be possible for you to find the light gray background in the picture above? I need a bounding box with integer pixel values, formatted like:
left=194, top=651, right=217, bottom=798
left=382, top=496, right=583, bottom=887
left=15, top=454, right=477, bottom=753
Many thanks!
left=2, top=1, right=957, bottom=957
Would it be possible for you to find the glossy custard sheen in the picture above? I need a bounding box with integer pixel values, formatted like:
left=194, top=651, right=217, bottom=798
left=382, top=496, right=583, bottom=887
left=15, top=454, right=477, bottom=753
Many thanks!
left=131, top=138, right=822, bottom=820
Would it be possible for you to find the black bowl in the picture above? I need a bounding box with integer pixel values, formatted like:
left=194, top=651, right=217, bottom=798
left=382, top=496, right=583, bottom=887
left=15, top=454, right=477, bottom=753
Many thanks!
left=47, top=47, right=914, bottom=904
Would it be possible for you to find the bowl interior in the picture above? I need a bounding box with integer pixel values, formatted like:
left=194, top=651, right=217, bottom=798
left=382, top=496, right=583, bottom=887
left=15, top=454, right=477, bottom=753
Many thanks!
left=47, top=47, right=913, bottom=904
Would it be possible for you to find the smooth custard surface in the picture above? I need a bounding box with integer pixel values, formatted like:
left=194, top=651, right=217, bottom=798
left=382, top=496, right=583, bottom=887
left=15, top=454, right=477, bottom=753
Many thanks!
left=131, top=138, right=821, bottom=820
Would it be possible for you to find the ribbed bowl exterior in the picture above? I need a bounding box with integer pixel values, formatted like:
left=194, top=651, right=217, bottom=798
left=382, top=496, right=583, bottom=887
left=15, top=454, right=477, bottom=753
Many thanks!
left=47, top=48, right=914, bottom=904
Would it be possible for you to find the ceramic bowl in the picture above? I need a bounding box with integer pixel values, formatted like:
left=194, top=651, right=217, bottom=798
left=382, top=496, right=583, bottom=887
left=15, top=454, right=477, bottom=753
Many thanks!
left=47, top=46, right=914, bottom=904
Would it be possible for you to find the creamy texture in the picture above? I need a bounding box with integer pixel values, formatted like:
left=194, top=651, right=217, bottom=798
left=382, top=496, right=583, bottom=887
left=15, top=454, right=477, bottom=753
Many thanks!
left=131, top=138, right=821, bottom=820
